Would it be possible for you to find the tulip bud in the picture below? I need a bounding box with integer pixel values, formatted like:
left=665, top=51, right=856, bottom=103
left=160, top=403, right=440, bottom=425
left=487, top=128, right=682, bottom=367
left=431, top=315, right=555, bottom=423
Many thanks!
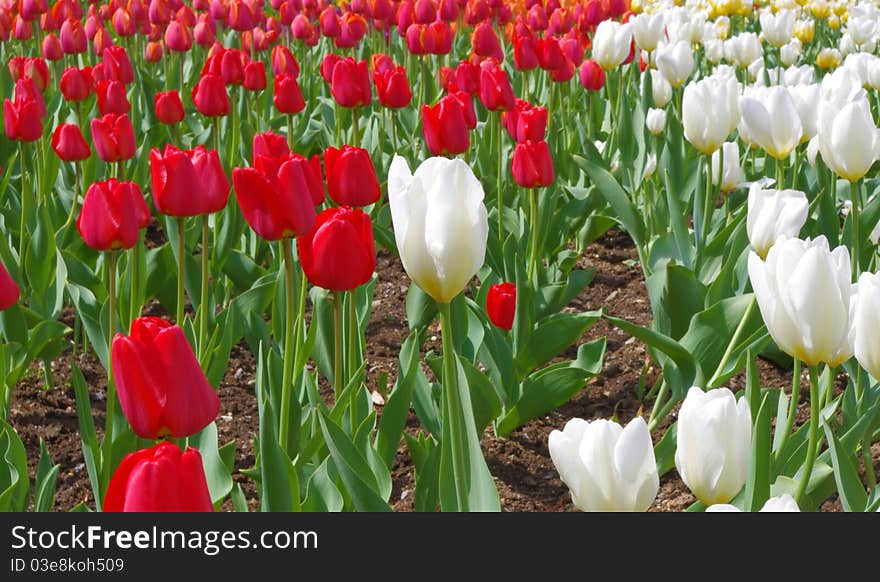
left=90, top=113, right=136, bottom=162
left=682, top=73, right=740, bottom=155
left=324, top=145, right=380, bottom=207
left=96, top=79, right=131, bottom=115
left=320, top=53, right=342, bottom=83
left=144, top=40, right=163, bottom=62
left=388, top=155, right=488, bottom=304
left=513, top=33, right=539, bottom=71
left=42, top=33, right=63, bottom=60
left=710, top=141, right=744, bottom=193
left=549, top=416, right=659, bottom=512
left=150, top=145, right=229, bottom=217
left=706, top=493, right=800, bottom=512
left=273, top=73, right=305, bottom=114
left=748, top=235, right=853, bottom=367
left=486, top=282, right=515, bottom=330
left=421, top=96, right=470, bottom=156
left=298, top=206, right=375, bottom=292
left=511, top=140, right=554, bottom=188
left=0, top=259, right=20, bottom=311
left=192, top=73, right=229, bottom=117
left=739, top=86, right=803, bottom=160
left=112, top=317, right=220, bottom=439
left=154, top=90, right=185, bottom=125
left=330, top=57, right=371, bottom=108
left=746, top=185, right=808, bottom=259
left=375, top=66, right=412, bottom=109
left=675, top=386, right=752, bottom=505
left=760, top=9, right=796, bottom=48
left=816, top=97, right=879, bottom=182
left=579, top=59, right=605, bottom=91
left=471, top=21, right=503, bottom=61
left=631, top=12, right=665, bottom=52
left=60, top=18, right=87, bottom=54
left=243, top=61, right=266, bottom=91
left=592, top=20, right=633, bottom=71
left=102, top=45, right=134, bottom=84
left=164, top=19, right=191, bottom=52
left=646, top=108, right=666, bottom=135
left=104, top=442, right=213, bottom=512
left=3, top=95, right=43, bottom=142
left=849, top=271, right=880, bottom=381
left=655, top=40, right=694, bottom=89
left=51, top=123, right=91, bottom=161
left=60, top=66, right=93, bottom=101
left=478, top=59, right=515, bottom=111
left=77, top=179, right=149, bottom=251
left=649, top=69, right=672, bottom=107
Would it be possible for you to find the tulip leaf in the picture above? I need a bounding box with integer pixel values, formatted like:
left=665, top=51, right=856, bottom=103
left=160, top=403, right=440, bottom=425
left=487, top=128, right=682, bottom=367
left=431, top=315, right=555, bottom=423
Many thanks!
left=743, top=391, right=774, bottom=511
left=34, top=439, right=59, bottom=513
left=573, top=151, right=646, bottom=247
left=301, top=458, right=344, bottom=512
left=71, top=364, right=103, bottom=511
left=317, top=410, right=391, bottom=512
left=67, top=283, right=110, bottom=371
left=516, top=310, right=601, bottom=377
left=0, top=420, right=29, bottom=512
left=537, top=269, right=595, bottom=320
left=405, top=282, right=437, bottom=332
left=496, top=338, right=606, bottom=438
left=188, top=422, right=233, bottom=506
left=646, top=261, right=707, bottom=341
left=459, top=355, right=502, bottom=436
left=477, top=319, right=517, bottom=407
left=231, top=483, right=249, bottom=513
left=822, top=421, right=868, bottom=512
left=375, top=331, right=420, bottom=468
left=654, top=422, right=677, bottom=477
left=404, top=432, right=441, bottom=512
left=605, top=314, right=700, bottom=400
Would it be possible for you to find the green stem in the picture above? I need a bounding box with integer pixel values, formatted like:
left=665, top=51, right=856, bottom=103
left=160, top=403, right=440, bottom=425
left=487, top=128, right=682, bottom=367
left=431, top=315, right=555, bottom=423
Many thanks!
left=707, top=297, right=756, bottom=387
left=176, top=217, right=186, bottom=325
left=347, top=290, right=359, bottom=434
left=129, top=232, right=141, bottom=328
left=18, top=141, right=28, bottom=283
left=62, top=161, right=81, bottom=234
left=527, top=188, right=539, bottom=284
left=279, top=238, right=295, bottom=453
left=287, top=114, right=295, bottom=150
left=352, top=107, right=360, bottom=148
left=198, top=215, right=209, bottom=364
left=647, top=380, right=670, bottom=432
left=391, top=109, right=398, bottom=152
left=496, top=113, right=504, bottom=245
left=796, top=366, right=822, bottom=505
left=776, top=357, right=801, bottom=459
left=438, top=301, right=468, bottom=511
left=213, top=117, right=221, bottom=160
left=333, top=292, right=344, bottom=401
left=102, top=251, right=118, bottom=501
left=852, top=179, right=861, bottom=276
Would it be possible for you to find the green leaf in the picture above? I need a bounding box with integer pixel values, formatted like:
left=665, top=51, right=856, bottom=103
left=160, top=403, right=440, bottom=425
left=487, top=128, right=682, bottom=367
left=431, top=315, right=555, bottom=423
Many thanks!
left=654, top=423, right=677, bottom=476
left=405, top=283, right=437, bottom=332
left=231, top=483, right=249, bottom=513
left=0, top=420, right=29, bottom=512
left=375, top=331, right=419, bottom=468
left=71, top=364, right=102, bottom=511
left=496, top=339, right=606, bottom=437
left=646, top=262, right=707, bottom=340
left=301, top=458, right=344, bottom=512
left=317, top=410, right=391, bottom=512
left=743, top=391, right=773, bottom=511
left=822, top=421, right=868, bottom=512
left=34, top=439, right=59, bottom=513
left=188, top=422, right=233, bottom=505
left=573, top=151, right=646, bottom=246
left=516, top=310, right=601, bottom=376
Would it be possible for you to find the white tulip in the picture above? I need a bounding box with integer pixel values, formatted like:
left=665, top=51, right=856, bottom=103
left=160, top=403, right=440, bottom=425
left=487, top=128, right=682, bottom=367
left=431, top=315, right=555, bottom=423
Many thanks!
left=780, top=41, right=801, bottom=67
left=705, top=39, right=724, bottom=64
left=711, top=142, right=744, bottom=192
left=783, top=65, right=814, bottom=86
left=847, top=16, right=876, bottom=47
left=788, top=83, right=821, bottom=141
left=739, top=86, right=803, bottom=159
left=549, top=416, right=659, bottom=512
left=592, top=20, right=633, bottom=71
left=849, top=272, right=880, bottom=380
left=675, top=387, right=752, bottom=505
left=705, top=493, right=800, bottom=512
left=646, top=108, right=667, bottom=135
left=870, top=219, right=880, bottom=245
left=683, top=73, right=740, bottom=155
left=867, top=58, right=880, bottom=90
left=631, top=12, right=665, bottom=53
left=760, top=9, right=797, bottom=48
left=387, top=155, right=488, bottom=304
left=817, top=98, right=879, bottom=182
left=650, top=69, right=672, bottom=108
left=746, top=184, right=809, bottom=259
left=725, top=32, right=762, bottom=68
left=644, top=152, right=657, bottom=180
left=748, top=235, right=853, bottom=367
left=656, top=41, right=694, bottom=89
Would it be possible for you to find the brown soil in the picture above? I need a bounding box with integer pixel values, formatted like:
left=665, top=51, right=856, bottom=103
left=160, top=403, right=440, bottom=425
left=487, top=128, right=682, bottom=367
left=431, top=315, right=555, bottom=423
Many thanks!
left=7, top=229, right=861, bottom=512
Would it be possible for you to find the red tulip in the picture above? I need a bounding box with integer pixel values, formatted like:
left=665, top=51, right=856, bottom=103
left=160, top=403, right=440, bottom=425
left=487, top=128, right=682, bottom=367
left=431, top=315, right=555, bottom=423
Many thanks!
left=413, top=0, right=435, bottom=24
left=513, top=33, right=539, bottom=71
left=13, top=76, right=46, bottom=117
left=426, top=21, right=452, bottom=55
left=232, top=156, right=317, bottom=241
left=371, top=53, right=394, bottom=78
left=150, top=145, right=229, bottom=217
left=143, top=41, right=162, bottom=62
left=192, top=73, right=229, bottom=117
left=472, top=21, right=503, bottom=61
left=154, top=90, right=185, bottom=124
left=405, top=23, right=426, bottom=55
left=422, top=96, right=470, bottom=156
left=111, top=317, right=220, bottom=439
left=537, top=37, right=565, bottom=71
left=60, top=18, right=87, bottom=54
left=319, top=5, right=341, bottom=37
left=551, top=57, right=576, bottom=82
left=90, top=113, right=136, bottom=162
left=396, top=0, right=414, bottom=37
left=102, top=45, right=134, bottom=84
left=579, top=59, right=605, bottom=91
left=104, top=442, right=213, bottom=512
left=438, top=0, right=458, bottom=21
left=8, top=56, right=50, bottom=92
left=60, top=66, right=93, bottom=101
left=271, top=45, right=299, bottom=78
left=320, top=53, right=342, bottom=83
left=298, top=206, right=375, bottom=292
left=165, top=19, right=191, bottom=52
left=486, top=282, right=516, bottom=330
left=511, top=140, right=554, bottom=188
left=77, top=179, right=149, bottom=251
left=324, top=145, right=380, bottom=207
left=193, top=15, right=215, bottom=46
left=4, top=92, right=43, bottom=142
left=252, top=130, right=290, bottom=162
left=51, top=123, right=91, bottom=161
left=454, top=61, right=481, bottom=95
left=0, top=259, right=20, bottom=311
left=42, top=33, right=63, bottom=60
left=448, top=91, right=477, bottom=129
left=478, top=60, right=515, bottom=112
left=375, top=66, right=411, bottom=109
left=291, top=14, right=313, bottom=40
left=96, top=79, right=131, bottom=115
left=241, top=61, right=266, bottom=92
left=273, top=73, right=305, bottom=114
left=226, top=0, right=254, bottom=31
left=330, top=57, right=371, bottom=108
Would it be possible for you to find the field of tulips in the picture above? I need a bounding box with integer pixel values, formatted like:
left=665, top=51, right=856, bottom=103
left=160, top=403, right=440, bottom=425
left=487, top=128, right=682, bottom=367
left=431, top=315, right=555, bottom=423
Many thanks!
left=2, top=0, right=880, bottom=515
